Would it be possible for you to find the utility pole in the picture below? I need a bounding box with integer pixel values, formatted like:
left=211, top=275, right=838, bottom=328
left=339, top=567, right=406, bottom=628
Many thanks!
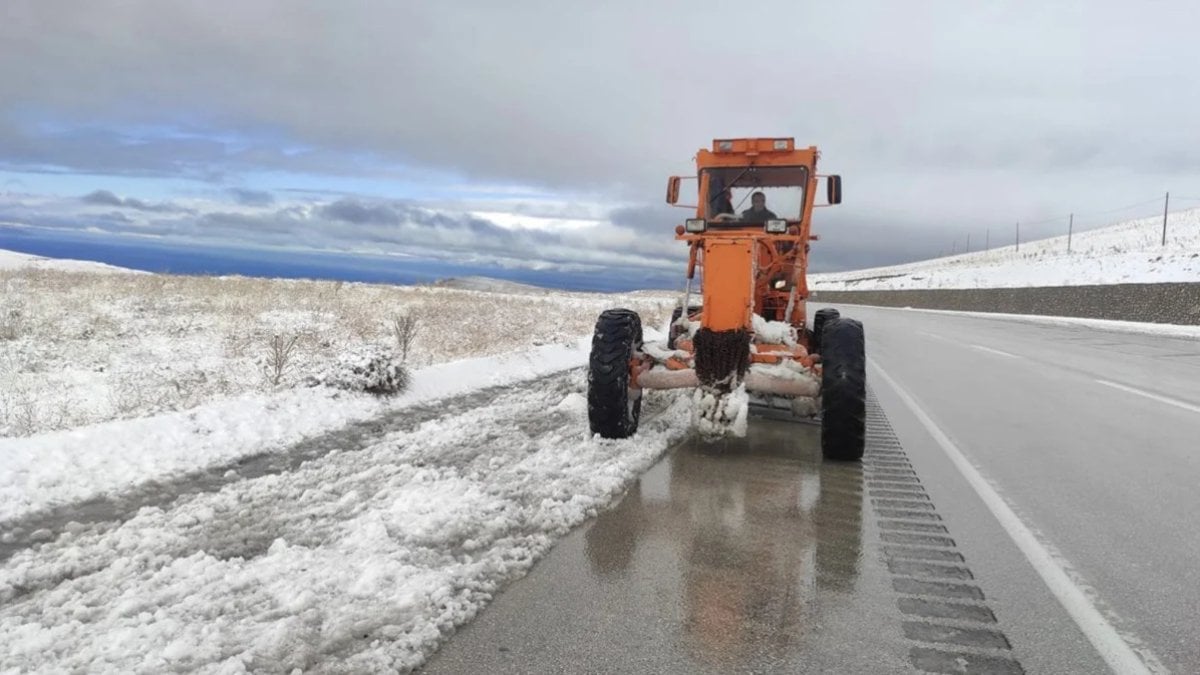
left=966, top=233, right=971, bottom=253
left=1015, top=222, right=1020, bottom=252
left=1068, top=213, right=1074, bottom=253
left=985, top=228, right=990, bottom=251
left=1162, top=191, right=1170, bottom=246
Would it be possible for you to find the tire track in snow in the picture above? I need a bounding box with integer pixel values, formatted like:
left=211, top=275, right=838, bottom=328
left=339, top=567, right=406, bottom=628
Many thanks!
left=0, top=373, right=691, bottom=674
left=0, top=378, right=561, bottom=564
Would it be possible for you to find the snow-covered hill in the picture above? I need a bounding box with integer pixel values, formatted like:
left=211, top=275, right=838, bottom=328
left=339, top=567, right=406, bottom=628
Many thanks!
left=812, top=208, right=1200, bottom=291
left=0, top=246, right=141, bottom=274
left=430, top=275, right=550, bottom=294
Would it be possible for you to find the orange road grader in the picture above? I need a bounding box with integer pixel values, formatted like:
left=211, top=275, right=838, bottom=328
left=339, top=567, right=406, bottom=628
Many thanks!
left=587, top=138, right=866, bottom=460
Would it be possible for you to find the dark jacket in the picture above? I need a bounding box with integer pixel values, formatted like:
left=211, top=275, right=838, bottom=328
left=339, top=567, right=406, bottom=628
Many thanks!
left=741, top=207, right=778, bottom=222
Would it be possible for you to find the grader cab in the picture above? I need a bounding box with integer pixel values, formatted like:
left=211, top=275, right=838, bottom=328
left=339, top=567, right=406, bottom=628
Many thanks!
left=587, top=138, right=866, bottom=460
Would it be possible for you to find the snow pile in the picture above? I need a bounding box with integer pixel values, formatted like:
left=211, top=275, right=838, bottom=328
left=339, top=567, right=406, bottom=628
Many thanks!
left=693, top=384, right=749, bottom=438
left=306, top=346, right=410, bottom=395
left=749, top=359, right=820, bottom=385
left=0, top=339, right=598, bottom=523
left=0, top=378, right=693, bottom=673
left=811, top=207, right=1200, bottom=291
left=751, top=314, right=799, bottom=346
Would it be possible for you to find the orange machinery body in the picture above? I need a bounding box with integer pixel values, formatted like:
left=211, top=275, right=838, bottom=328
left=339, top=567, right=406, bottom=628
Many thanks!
left=681, top=138, right=821, bottom=341
left=633, top=138, right=837, bottom=400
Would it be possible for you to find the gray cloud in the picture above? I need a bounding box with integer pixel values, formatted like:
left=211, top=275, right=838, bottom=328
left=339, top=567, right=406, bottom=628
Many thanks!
left=4, top=1, right=1200, bottom=270
left=227, top=187, right=275, bottom=206
left=80, top=189, right=191, bottom=213
left=3, top=191, right=685, bottom=276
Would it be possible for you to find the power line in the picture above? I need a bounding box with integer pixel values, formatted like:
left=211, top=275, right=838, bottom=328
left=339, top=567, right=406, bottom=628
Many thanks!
left=1073, top=196, right=1165, bottom=218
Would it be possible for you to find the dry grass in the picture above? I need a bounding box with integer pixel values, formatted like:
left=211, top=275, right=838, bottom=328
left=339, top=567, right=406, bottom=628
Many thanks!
left=0, top=269, right=673, bottom=436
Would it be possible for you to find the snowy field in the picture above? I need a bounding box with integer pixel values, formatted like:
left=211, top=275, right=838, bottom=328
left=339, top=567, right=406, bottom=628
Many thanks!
left=1, top=249, right=674, bottom=438
left=811, top=207, right=1200, bottom=291
left=0, top=247, right=697, bottom=672
left=0, top=247, right=677, bottom=515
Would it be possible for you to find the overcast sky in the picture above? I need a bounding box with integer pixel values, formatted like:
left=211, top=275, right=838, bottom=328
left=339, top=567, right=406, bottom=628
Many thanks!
left=3, top=0, right=1200, bottom=283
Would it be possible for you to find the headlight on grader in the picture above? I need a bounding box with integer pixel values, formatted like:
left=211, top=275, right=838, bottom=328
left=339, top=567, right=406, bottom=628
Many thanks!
left=685, top=218, right=707, bottom=233
left=765, top=219, right=787, bottom=234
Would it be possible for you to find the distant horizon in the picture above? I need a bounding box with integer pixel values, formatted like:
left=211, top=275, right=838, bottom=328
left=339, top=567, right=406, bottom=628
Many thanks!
left=0, top=226, right=681, bottom=293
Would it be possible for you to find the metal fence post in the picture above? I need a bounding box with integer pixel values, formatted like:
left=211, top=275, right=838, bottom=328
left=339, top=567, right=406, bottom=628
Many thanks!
left=1162, top=191, right=1170, bottom=246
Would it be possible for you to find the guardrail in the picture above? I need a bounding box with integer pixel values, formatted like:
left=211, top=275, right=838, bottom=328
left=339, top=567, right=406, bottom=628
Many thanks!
left=812, top=283, right=1200, bottom=325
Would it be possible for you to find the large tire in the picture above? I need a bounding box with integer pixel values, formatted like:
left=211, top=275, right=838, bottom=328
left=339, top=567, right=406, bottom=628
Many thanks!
left=820, top=317, right=865, bottom=461
left=811, top=308, right=840, bottom=354
left=588, top=309, right=643, bottom=439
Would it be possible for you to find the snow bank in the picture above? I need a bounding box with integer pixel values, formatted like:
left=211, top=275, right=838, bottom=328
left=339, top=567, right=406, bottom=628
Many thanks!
left=0, top=339, right=593, bottom=522
left=0, top=377, right=693, bottom=673
left=898, top=307, right=1200, bottom=339
left=812, top=207, right=1200, bottom=291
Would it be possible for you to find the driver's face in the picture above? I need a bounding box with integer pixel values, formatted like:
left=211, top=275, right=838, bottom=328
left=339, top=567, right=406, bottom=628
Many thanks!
left=752, top=194, right=765, bottom=209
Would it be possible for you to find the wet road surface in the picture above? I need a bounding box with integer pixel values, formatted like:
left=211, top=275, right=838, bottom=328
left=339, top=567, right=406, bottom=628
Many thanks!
left=424, top=303, right=1200, bottom=674
left=423, top=395, right=1035, bottom=674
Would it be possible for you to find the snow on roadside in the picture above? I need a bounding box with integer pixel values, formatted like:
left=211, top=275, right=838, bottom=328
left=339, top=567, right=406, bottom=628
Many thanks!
left=811, top=207, right=1200, bottom=291
left=0, top=375, right=692, bottom=674
left=889, top=306, right=1200, bottom=339
left=0, top=336, right=613, bottom=523
left=1, top=260, right=674, bottom=437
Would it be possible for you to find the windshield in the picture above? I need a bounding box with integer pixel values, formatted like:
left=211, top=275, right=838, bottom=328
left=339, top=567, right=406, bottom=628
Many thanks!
left=703, top=166, right=809, bottom=221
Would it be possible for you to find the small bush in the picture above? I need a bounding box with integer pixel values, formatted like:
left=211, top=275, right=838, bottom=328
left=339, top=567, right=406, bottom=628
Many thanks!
left=307, top=346, right=410, bottom=396
left=0, top=308, right=24, bottom=341
left=391, top=312, right=420, bottom=363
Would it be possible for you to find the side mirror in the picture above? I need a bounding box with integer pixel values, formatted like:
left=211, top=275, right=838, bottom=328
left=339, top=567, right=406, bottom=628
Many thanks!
left=826, top=175, right=842, bottom=205
left=666, top=176, right=681, bottom=204
left=825, top=174, right=844, bottom=204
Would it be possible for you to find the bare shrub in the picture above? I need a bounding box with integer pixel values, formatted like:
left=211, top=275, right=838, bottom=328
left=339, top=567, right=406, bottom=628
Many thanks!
left=0, top=386, right=47, bottom=437
left=391, top=312, right=421, bottom=363
left=0, top=308, right=24, bottom=341
left=261, top=334, right=301, bottom=387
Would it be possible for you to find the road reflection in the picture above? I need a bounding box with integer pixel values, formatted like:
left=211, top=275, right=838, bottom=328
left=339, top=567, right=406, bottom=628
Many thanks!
left=585, top=419, right=864, bottom=669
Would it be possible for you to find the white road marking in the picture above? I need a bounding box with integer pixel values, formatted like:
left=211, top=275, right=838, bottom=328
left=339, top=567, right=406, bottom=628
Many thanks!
left=1095, top=379, right=1200, bottom=415
left=869, top=358, right=1163, bottom=675
left=917, top=332, right=1018, bottom=359
left=969, top=344, right=1018, bottom=359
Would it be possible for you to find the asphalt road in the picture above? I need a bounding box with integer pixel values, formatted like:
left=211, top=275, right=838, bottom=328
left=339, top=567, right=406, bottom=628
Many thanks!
left=424, top=306, right=1198, bottom=674
left=853, top=304, right=1199, bottom=674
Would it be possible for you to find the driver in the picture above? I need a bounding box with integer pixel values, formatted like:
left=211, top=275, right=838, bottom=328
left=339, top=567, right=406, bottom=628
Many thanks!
left=741, top=191, right=778, bottom=222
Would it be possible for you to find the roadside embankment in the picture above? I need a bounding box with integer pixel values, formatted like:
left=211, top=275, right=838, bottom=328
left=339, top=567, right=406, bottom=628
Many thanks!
left=812, top=282, right=1200, bottom=325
